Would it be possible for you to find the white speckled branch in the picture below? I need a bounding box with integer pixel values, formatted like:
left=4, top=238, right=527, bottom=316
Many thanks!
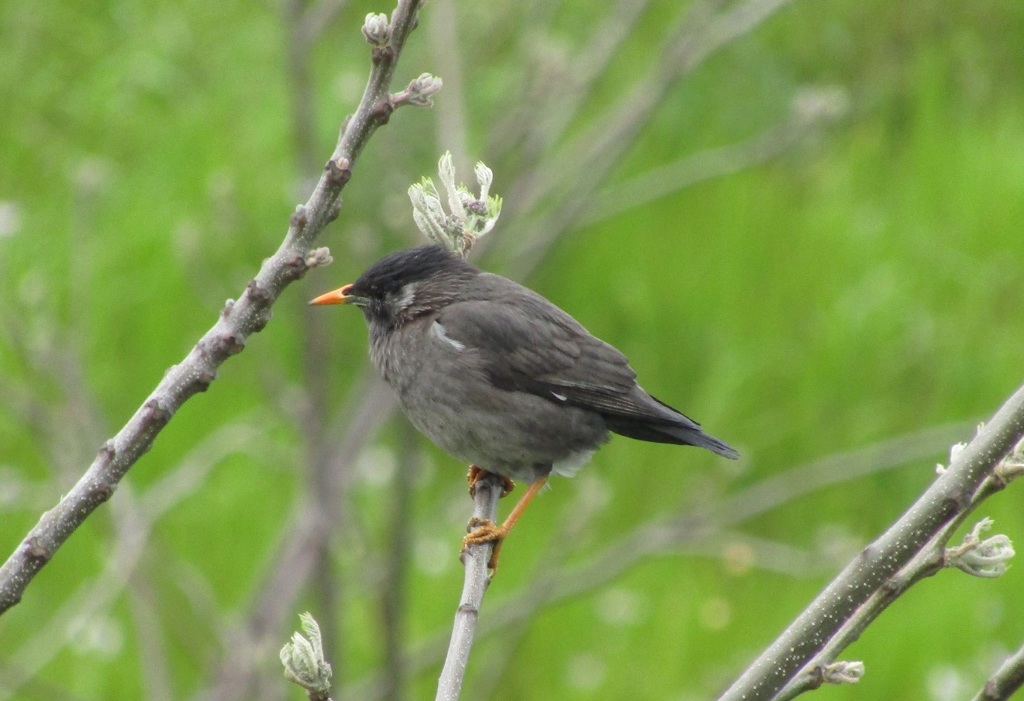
left=0, top=0, right=431, bottom=616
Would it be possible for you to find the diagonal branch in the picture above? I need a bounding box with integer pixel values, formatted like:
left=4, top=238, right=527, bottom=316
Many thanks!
left=971, top=642, right=1024, bottom=701
left=774, top=467, right=1022, bottom=699
left=0, top=0, right=431, bottom=617
left=717, top=380, right=1024, bottom=701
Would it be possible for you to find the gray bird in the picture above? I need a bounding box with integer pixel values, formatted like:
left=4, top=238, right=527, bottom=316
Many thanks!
left=311, top=244, right=737, bottom=568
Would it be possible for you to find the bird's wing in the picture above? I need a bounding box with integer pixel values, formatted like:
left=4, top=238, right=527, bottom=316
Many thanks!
left=434, top=283, right=680, bottom=423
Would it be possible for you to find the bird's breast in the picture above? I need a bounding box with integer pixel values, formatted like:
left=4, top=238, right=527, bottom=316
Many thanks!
left=368, top=318, right=445, bottom=393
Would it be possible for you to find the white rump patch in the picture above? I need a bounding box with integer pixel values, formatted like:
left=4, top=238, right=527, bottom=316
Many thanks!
left=553, top=449, right=596, bottom=477
left=431, top=321, right=466, bottom=351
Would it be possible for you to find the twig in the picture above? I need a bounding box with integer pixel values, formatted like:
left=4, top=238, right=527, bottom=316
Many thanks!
left=970, top=643, right=1024, bottom=701
left=434, top=472, right=503, bottom=701
left=127, top=574, right=175, bottom=701
left=285, top=0, right=322, bottom=181
left=287, top=0, right=346, bottom=671
left=509, top=0, right=794, bottom=220
left=426, top=0, right=470, bottom=173
left=717, top=381, right=1024, bottom=701
left=297, top=0, right=352, bottom=47
left=0, top=0, right=431, bottom=616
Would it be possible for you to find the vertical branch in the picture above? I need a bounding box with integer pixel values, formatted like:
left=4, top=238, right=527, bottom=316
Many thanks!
left=434, top=473, right=503, bottom=701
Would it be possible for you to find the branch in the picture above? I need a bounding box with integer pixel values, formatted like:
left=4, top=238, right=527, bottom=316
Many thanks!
left=434, top=472, right=503, bottom=701
left=971, top=642, right=1024, bottom=701
left=0, top=0, right=432, bottom=616
left=508, top=0, right=796, bottom=220
left=378, top=421, right=420, bottom=700
left=497, top=0, right=798, bottom=281
left=487, top=0, right=652, bottom=164
left=717, top=381, right=1024, bottom=701
left=775, top=510, right=1017, bottom=699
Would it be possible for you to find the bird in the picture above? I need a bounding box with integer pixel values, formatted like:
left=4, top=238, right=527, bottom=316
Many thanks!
left=310, top=244, right=737, bottom=570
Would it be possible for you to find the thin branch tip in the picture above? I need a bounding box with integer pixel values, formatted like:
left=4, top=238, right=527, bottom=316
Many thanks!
left=821, top=660, right=865, bottom=685
left=281, top=612, right=333, bottom=696
left=362, top=12, right=390, bottom=46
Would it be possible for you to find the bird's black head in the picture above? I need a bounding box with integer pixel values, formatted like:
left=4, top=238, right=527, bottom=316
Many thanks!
left=314, top=244, right=478, bottom=329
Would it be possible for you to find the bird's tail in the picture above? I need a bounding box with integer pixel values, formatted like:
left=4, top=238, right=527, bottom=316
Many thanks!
left=655, top=423, right=740, bottom=459
left=604, top=415, right=739, bottom=459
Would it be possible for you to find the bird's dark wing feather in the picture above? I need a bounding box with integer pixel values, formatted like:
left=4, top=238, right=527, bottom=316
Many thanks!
left=434, top=277, right=681, bottom=424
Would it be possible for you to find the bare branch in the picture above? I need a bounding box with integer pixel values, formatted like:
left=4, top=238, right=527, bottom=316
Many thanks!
left=496, top=0, right=798, bottom=280
left=488, top=0, right=652, bottom=163
left=434, top=472, right=503, bottom=701
left=775, top=498, right=1018, bottom=699
left=971, top=643, right=1024, bottom=701
left=426, top=0, right=470, bottom=167
left=0, top=0, right=431, bottom=616
left=378, top=421, right=420, bottom=701
left=717, top=381, right=1024, bottom=701
left=298, top=0, right=352, bottom=46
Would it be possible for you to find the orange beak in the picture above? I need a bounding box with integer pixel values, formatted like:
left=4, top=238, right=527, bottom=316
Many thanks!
left=308, top=283, right=356, bottom=306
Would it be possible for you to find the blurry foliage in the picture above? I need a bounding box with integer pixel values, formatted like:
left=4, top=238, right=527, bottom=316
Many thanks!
left=1, top=0, right=1023, bottom=699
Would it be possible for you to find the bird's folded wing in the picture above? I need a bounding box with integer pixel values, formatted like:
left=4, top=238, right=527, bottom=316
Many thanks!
left=435, top=295, right=682, bottom=424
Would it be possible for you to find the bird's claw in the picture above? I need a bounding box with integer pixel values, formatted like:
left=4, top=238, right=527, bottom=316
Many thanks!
left=466, top=465, right=515, bottom=498
left=461, top=517, right=507, bottom=573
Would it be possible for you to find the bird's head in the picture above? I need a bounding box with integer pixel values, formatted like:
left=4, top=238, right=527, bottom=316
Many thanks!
left=309, top=244, right=476, bottom=329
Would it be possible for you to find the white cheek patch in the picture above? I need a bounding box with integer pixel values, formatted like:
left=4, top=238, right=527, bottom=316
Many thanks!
left=551, top=392, right=567, bottom=401
left=432, top=321, right=467, bottom=351
left=394, top=282, right=417, bottom=310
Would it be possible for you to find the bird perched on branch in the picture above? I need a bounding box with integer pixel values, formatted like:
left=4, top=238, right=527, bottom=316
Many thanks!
left=311, top=244, right=737, bottom=571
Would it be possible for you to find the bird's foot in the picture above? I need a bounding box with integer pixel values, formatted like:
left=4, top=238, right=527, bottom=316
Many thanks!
left=466, top=465, right=515, bottom=499
left=461, top=517, right=508, bottom=573
left=459, top=478, right=548, bottom=575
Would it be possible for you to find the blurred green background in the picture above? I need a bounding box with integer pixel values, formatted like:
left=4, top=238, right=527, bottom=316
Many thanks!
left=2, top=0, right=1023, bottom=699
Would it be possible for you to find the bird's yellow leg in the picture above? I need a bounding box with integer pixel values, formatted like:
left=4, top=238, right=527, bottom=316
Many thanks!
left=462, top=476, right=547, bottom=572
